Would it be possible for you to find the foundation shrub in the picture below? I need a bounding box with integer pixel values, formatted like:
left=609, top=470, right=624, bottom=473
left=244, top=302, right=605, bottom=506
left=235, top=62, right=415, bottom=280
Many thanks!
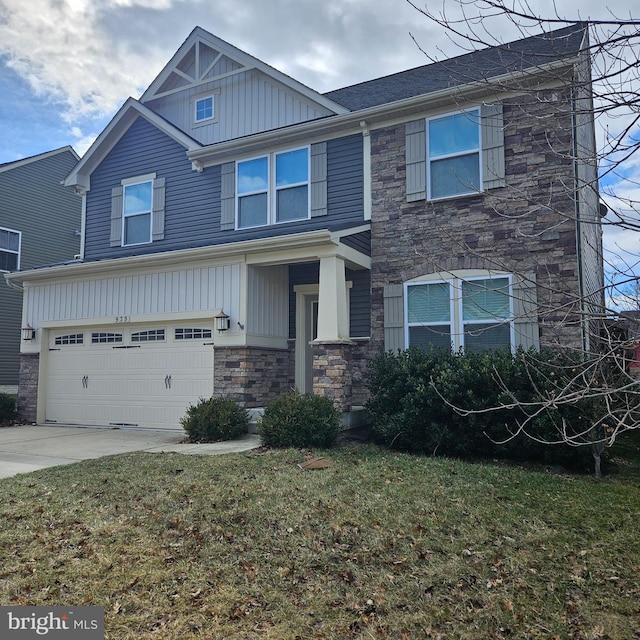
left=0, top=393, right=16, bottom=422
left=181, top=396, right=249, bottom=442
left=258, top=389, right=342, bottom=448
left=366, top=348, right=599, bottom=469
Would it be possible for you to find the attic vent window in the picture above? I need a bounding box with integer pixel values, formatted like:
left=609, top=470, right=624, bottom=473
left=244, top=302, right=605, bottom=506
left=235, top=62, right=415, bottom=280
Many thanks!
left=195, top=95, right=214, bottom=123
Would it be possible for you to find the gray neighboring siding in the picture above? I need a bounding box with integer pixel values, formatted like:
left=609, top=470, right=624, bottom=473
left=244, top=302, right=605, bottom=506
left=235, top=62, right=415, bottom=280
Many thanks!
left=0, top=148, right=81, bottom=385
left=85, top=120, right=365, bottom=261
left=288, top=262, right=370, bottom=340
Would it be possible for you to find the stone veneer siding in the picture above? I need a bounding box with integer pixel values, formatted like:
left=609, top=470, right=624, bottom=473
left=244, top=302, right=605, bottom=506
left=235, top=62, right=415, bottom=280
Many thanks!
left=369, top=90, right=585, bottom=354
left=17, top=353, right=39, bottom=423
left=312, top=341, right=353, bottom=412
left=213, top=346, right=294, bottom=407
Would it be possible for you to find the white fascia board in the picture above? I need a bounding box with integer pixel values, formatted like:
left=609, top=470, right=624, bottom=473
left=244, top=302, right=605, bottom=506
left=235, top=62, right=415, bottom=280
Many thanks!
left=141, top=27, right=349, bottom=116
left=64, top=99, right=201, bottom=190
left=188, top=57, right=578, bottom=168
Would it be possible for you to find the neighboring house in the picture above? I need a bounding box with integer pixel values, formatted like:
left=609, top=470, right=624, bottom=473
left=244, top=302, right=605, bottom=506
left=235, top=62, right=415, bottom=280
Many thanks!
left=5, top=25, right=603, bottom=429
left=0, top=147, right=81, bottom=394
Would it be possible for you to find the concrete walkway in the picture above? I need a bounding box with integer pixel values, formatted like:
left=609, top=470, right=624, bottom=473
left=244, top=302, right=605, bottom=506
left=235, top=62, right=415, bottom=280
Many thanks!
left=0, top=424, right=262, bottom=479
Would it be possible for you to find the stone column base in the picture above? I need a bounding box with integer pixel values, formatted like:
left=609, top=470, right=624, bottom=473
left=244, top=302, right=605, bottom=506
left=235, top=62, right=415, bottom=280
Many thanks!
left=311, top=341, right=353, bottom=412
left=17, top=353, right=39, bottom=423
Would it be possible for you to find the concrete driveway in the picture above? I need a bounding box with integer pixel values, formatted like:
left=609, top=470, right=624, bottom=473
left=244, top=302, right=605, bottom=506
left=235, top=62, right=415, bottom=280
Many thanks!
left=0, top=424, right=262, bottom=479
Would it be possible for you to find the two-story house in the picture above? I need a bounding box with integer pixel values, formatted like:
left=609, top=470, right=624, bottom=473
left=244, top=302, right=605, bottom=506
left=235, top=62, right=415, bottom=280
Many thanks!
left=0, top=147, right=81, bottom=395
left=5, top=24, right=603, bottom=430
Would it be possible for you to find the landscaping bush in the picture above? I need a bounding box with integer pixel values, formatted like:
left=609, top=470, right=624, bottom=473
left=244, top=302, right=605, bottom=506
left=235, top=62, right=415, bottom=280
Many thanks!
left=0, top=393, right=17, bottom=423
left=258, top=390, right=342, bottom=448
left=180, top=396, right=249, bottom=442
left=366, top=348, right=599, bottom=469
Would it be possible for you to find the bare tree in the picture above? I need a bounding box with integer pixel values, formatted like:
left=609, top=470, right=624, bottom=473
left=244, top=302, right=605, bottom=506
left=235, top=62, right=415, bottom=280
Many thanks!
left=403, top=0, right=640, bottom=472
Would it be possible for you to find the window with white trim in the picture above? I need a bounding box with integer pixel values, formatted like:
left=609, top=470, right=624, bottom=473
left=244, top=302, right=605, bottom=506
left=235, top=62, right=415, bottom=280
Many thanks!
left=175, top=328, right=213, bottom=340
left=236, top=147, right=310, bottom=228
left=405, top=275, right=513, bottom=352
left=194, top=95, right=214, bottom=123
left=122, top=178, right=153, bottom=246
left=427, top=108, right=481, bottom=199
left=131, top=329, right=165, bottom=342
left=55, top=333, right=84, bottom=345
left=0, top=227, right=20, bottom=272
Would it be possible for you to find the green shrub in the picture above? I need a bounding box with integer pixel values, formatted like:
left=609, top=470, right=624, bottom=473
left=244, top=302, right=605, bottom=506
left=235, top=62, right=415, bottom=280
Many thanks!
left=366, top=348, right=598, bottom=469
left=180, top=396, right=249, bottom=442
left=0, top=393, right=17, bottom=422
left=258, top=390, right=342, bottom=448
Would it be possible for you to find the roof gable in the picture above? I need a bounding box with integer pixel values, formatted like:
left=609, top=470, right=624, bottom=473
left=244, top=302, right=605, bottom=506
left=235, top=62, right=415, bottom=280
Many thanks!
left=141, top=27, right=348, bottom=116
left=64, top=99, right=201, bottom=190
left=0, top=146, right=79, bottom=175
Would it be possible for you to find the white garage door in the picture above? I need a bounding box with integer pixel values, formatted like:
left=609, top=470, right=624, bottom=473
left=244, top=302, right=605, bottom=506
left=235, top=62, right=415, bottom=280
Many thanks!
left=45, top=324, right=215, bottom=429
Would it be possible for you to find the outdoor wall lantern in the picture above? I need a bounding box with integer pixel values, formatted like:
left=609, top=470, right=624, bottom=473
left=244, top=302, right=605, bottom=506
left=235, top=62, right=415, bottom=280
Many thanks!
left=22, top=324, right=36, bottom=341
left=215, top=310, right=230, bottom=333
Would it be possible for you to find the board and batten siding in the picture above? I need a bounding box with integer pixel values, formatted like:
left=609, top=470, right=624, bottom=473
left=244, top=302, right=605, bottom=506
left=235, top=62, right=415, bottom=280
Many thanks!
left=24, top=263, right=241, bottom=327
left=247, top=265, right=289, bottom=339
left=146, top=68, right=335, bottom=146
left=85, top=120, right=366, bottom=262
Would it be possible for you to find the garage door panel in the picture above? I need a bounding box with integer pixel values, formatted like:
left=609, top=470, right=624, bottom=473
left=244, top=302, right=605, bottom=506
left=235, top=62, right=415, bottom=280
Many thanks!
left=46, top=325, right=214, bottom=429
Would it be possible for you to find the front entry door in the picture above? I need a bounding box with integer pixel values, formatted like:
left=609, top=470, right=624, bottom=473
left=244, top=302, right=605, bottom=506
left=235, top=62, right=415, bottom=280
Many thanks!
left=295, top=286, right=319, bottom=393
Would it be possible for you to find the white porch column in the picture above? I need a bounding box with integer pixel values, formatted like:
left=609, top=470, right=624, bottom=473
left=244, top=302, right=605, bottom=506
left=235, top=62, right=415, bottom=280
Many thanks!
left=317, top=255, right=349, bottom=341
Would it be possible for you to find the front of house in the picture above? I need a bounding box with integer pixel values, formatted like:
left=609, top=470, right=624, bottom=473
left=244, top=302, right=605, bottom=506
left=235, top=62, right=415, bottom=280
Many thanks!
left=6, top=25, right=604, bottom=430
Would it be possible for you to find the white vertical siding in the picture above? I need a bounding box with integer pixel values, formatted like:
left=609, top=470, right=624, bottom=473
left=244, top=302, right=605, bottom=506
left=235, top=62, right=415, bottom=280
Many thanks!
left=147, top=69, right=334, bottom=145
left=246, top=265, right=288, bottom=338
left=24, top=263, right=242, bottom=326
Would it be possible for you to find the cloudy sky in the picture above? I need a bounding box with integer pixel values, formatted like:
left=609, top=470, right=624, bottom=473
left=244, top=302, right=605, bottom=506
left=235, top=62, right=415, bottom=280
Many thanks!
left=0, top=0, right=638, bottom=273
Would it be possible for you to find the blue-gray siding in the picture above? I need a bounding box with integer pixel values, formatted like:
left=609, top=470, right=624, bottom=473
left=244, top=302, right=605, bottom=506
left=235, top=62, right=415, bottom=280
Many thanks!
left=0, top=148, right=81, bottom=385
left=84, top=118, right=365, bottom=261
left=288, top=263, right=370, bottom=339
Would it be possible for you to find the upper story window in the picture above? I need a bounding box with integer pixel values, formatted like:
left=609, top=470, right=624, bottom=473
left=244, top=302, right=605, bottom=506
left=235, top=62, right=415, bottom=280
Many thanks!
left=0, top=227, right=20, bottom=272
left=236, top=147, right=310, bottom=229
left=194, top=95, right=214, bottom=123
left=405, top=275, right=513, bottom=353
left=427, top=109, right=481, bottom=200
left=122, top=176, right=153, bottom=246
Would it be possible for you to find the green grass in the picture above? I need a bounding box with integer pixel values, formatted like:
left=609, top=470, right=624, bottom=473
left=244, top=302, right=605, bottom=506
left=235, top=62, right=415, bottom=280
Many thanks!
left=0, top=444, right=638, bottom=639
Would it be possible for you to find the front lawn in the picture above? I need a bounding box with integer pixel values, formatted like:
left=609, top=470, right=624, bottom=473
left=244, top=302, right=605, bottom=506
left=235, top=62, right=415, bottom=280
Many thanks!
left=0, top=444, right=638, bottom=639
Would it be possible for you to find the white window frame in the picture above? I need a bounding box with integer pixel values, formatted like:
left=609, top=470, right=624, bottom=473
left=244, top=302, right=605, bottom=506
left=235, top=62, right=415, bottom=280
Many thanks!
left=404, top=274, right=515, bottom=353
left=193, top=94, right=215, bottom=124
left=0, top=226, right=21, bottom=273
left=121, top=174, right=155, bottom=246
left=426, top=107, right=482, bottom=201
left=235, top=146, right=311, bottom=230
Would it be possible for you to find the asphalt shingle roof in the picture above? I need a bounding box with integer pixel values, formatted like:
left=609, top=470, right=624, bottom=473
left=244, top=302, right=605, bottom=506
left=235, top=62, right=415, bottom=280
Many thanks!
left=324, top=24, right=586, bottom=111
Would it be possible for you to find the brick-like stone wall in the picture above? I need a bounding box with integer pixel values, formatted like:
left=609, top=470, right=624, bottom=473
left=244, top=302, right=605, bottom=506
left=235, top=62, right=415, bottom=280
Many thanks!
left=17, top=353, right=39, bottom=423
left=213, top=346, right=294, bottom=407
left=312, top=341, right=353, bottom=411
left=369, top=90, right=585, bottom=353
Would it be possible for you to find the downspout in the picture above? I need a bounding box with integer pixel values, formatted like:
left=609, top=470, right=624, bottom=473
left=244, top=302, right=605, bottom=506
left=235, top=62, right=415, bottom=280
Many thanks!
left=571, top=86, right=588, bottom=353
left=4, top=276, right=24, bottom=292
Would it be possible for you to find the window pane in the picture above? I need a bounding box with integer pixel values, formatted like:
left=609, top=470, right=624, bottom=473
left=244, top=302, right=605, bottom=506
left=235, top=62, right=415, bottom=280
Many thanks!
left=430, top=153, right=480, bottom=199
left=0, top=251, right=18, bottom=271
left=276, top=185, right=308, bottom=222
left=464, top=323, right=511, bottom=352
left=462, top=278, right=510, bottom=321
left=238, top=157, right=268, bottom=194
left=196, top=97, right=213, bottom=121
left=238, top=193, right=268, bottom=228
left=429, top=110, right=479, bottom=157
left=409, top=326, right=452, bottom=351
left=408, top=282, right=450, bottom=323
left=276, top=148, right=308, bottom=186
left=0, top=229, right=19, bottom=251
left=124, top=213, right=151, bottom=245
left=124, top=182, right=152, bottom=215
